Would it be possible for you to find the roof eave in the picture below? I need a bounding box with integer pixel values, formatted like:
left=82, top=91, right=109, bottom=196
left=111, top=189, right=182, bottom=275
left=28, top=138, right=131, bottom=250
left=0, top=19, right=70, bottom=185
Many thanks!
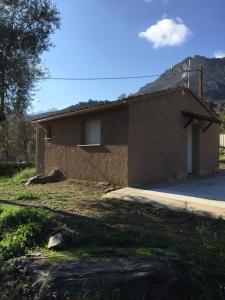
left=32, top=100, right=128, bottom=124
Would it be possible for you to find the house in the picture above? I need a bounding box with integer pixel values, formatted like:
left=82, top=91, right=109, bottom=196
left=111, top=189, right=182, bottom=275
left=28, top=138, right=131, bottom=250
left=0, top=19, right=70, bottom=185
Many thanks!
left=33, top=87, right=220, bottom=186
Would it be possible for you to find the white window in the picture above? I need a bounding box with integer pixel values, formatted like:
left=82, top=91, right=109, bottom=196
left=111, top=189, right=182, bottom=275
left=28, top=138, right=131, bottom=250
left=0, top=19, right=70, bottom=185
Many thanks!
left=84, top=120, right=101, bottom=145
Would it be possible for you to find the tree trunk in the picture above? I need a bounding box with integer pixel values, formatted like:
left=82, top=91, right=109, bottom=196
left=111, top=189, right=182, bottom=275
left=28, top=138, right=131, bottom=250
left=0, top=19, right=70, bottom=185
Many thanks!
left=0, top=52, right=6, bottom=122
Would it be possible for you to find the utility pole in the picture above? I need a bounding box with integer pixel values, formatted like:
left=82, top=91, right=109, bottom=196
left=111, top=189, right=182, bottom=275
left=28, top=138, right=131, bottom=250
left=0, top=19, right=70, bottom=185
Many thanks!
left=198, top=66, right=203, bottom=100
left=187, top=58, right=191, bottom=88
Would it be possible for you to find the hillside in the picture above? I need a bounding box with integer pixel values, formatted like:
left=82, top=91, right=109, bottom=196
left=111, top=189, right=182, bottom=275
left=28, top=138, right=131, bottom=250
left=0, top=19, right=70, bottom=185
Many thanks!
left=136, top=55, right=225, bottom=102
left=31, top=100, right=109, bottom=120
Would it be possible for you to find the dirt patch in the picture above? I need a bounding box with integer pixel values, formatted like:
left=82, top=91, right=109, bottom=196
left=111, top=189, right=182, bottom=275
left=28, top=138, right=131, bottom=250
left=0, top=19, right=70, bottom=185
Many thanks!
left=1, top=177, right=225, bottom=298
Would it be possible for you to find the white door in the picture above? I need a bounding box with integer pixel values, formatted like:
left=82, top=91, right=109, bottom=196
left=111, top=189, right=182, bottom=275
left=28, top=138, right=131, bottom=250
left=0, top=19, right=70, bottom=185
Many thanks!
left=187, top=125, right=193, bottom=174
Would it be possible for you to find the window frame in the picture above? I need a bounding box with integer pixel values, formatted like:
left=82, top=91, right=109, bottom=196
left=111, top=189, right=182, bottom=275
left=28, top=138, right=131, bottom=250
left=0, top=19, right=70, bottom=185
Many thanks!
left=79, top=119, right=101, bottom=146
left=45, top=124, right=54, bottom=140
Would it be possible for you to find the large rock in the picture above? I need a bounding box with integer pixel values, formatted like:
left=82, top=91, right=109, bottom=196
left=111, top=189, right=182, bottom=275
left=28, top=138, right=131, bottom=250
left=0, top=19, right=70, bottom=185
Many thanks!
left=0, top=257, right=189, bottom=300
left=25, top=169, right=65, bottom=186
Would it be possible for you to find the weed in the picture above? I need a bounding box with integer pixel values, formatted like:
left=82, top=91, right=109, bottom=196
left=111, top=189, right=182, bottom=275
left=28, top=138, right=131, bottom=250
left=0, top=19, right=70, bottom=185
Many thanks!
left=12, top=168, right=36, bottom=185
left=0, top=205, right=57, bottom=261
left=54, top=195, right=65, bottom=201
left=14, top=192, right=39, bottom=201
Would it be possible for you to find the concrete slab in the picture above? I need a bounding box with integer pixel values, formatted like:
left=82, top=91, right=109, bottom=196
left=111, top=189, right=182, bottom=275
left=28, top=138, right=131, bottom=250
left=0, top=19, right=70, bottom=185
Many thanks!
left=105, top=172, right=225, bottom=219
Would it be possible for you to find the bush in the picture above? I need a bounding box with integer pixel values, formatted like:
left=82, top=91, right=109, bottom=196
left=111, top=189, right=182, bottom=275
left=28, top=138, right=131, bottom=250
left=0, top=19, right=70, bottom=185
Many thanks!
left=0, top=223, right=42, bottom=261
left=0, top=162, right=34, bottom=177
left=0, top=205, right=57, bottom=261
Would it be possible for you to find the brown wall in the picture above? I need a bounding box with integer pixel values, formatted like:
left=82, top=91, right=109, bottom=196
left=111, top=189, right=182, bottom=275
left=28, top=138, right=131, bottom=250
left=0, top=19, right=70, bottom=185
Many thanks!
left=36, top=89, right=219, bottom=187
left=199, top=123, right=219, bottom=175
left=36, top=107, right=129, bottom=186
left=128, top=89, right=219, bottom=186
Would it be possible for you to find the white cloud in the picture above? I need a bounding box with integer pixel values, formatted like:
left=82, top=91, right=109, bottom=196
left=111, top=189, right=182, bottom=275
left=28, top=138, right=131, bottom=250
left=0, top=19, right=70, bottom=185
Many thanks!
left=139, top=18, right=192, bottom=49
left=214, top=50, right=225, bottom=59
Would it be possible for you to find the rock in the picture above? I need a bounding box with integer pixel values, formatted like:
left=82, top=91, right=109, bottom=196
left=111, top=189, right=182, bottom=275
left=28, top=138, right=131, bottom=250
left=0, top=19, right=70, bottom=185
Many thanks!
left=104, top=187, right=119, bottom=193
left=25, top=169, right=65, bottom=186
left=47, top=233, right=64, bottom=250
left=25, top=174, right=45, bottom=186
left=95, top=181, right=110, bottom=188
left=0, top=257, right=188, bottom=300
left=47, top=169, right=65, bottom=182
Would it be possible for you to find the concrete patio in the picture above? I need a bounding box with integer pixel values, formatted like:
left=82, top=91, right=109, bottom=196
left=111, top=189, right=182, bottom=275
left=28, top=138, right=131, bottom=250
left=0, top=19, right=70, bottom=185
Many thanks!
left=105, top=172, right=225, bottom=219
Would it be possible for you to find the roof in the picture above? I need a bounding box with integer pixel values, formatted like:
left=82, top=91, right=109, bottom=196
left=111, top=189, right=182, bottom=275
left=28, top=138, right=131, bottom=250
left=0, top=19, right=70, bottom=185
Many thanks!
left=32, top=87, right=219, bottom=123
left=182, top=111, right=220, bottom=124
left=32, top=99, right=128, bottom=123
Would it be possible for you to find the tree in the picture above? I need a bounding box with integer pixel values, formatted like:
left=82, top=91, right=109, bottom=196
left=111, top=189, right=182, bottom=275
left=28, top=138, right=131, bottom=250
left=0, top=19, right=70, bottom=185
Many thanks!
left=0, top=0, right=60, bottom=121
left=0, top=111, right=36, bottom=162
left=0, top=119, right=10, bottom=160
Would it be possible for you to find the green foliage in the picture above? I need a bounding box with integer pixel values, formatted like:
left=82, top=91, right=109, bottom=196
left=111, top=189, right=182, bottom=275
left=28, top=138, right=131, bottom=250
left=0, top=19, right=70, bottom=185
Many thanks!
left=0, top=163, right=34, bottom=177
left=0, top=0, right=60, bottom=117
left=12, top=168, right=36, bottom=185
left=0, top=205, right=56, bottom=261
left=0, top=223, right=42, bottom=261
left=0, top=117, right=36, bottom=162
left=0, top=206, right=53, bottom=233
left=14, top=192, right=39, bottom=201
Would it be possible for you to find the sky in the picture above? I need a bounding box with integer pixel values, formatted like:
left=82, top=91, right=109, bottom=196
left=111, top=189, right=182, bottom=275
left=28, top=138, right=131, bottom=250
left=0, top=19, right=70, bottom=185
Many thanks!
left=32, top=0, right=225, bottom=113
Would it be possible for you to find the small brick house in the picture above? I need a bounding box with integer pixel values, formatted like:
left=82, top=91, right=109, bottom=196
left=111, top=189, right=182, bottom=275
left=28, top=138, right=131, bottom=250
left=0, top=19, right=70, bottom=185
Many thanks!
left=33, top=87, right=220, bottom=186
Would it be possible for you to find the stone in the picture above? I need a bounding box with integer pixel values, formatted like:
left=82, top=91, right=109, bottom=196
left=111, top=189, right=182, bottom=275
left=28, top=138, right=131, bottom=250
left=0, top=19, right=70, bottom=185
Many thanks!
left=47, top=169, right=65, bottom=182
left=0, top=257, right=188, bottom=300
left=104, top=187, right=119, bottom=193
left=25, top=174, right=44, bottom=186
left=47, top=233, right=64, bottom=250
left=95, top=181, right=110, bottom=188
left=25, top=169, right=65, bottom=186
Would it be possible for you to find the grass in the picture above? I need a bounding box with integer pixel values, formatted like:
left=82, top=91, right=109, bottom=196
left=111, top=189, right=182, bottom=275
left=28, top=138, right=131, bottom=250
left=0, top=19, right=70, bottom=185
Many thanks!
left=11, top=168, right=36, bottom=185
left=1, top=169, right=225, bottom=297
left=0, top=205, right=57, bottom=261
left=14, top=192, right=39, bottom=201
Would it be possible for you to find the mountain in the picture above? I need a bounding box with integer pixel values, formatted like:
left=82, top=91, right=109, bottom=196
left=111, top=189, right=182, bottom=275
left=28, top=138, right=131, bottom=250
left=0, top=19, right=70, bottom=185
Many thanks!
left=31, top=55, right=225, bottom=120
left=136, top=55, right=225, bottom=102
left=31, top=100, right=110, bottom=120
left=30, top=108, right=58, bottom=119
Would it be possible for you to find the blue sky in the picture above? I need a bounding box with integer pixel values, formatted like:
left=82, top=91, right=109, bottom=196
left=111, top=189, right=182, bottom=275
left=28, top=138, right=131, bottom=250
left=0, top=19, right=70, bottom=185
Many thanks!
left=32, top=0, right=225, bottom=113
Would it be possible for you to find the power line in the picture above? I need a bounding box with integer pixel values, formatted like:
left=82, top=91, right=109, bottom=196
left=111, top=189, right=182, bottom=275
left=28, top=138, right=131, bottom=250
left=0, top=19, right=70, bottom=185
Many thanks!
left=37, top=75, right=161, bottom=81
left=36, top=70, right=200, bottom=81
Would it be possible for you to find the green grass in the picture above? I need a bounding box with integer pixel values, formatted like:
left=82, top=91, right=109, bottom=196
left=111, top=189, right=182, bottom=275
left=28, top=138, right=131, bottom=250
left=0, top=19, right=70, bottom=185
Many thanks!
left=45, top=247, right=157, bottom=262
left=11, top=168, right=36, bottom=185
left=14, top=192, right=39, bottom=201
left=2, top=169, right=225, bottom=297
left=0, top=205, right=57, bottom=261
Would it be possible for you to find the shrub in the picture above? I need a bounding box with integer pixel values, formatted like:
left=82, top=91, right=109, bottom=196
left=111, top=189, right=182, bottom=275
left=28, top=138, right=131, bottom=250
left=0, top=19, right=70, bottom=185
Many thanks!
left=0, top=205, right=57, bottom=261
left=0, top=223, right=42, bottom=261
left=0, top=206, right=54, bottom=233
left=0, top=163, right=34, bottom=177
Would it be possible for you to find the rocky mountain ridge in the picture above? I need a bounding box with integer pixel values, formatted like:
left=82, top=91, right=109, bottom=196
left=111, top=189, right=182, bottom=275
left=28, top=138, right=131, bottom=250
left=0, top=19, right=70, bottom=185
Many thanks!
left=136, top=55, right=225, bottom=102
